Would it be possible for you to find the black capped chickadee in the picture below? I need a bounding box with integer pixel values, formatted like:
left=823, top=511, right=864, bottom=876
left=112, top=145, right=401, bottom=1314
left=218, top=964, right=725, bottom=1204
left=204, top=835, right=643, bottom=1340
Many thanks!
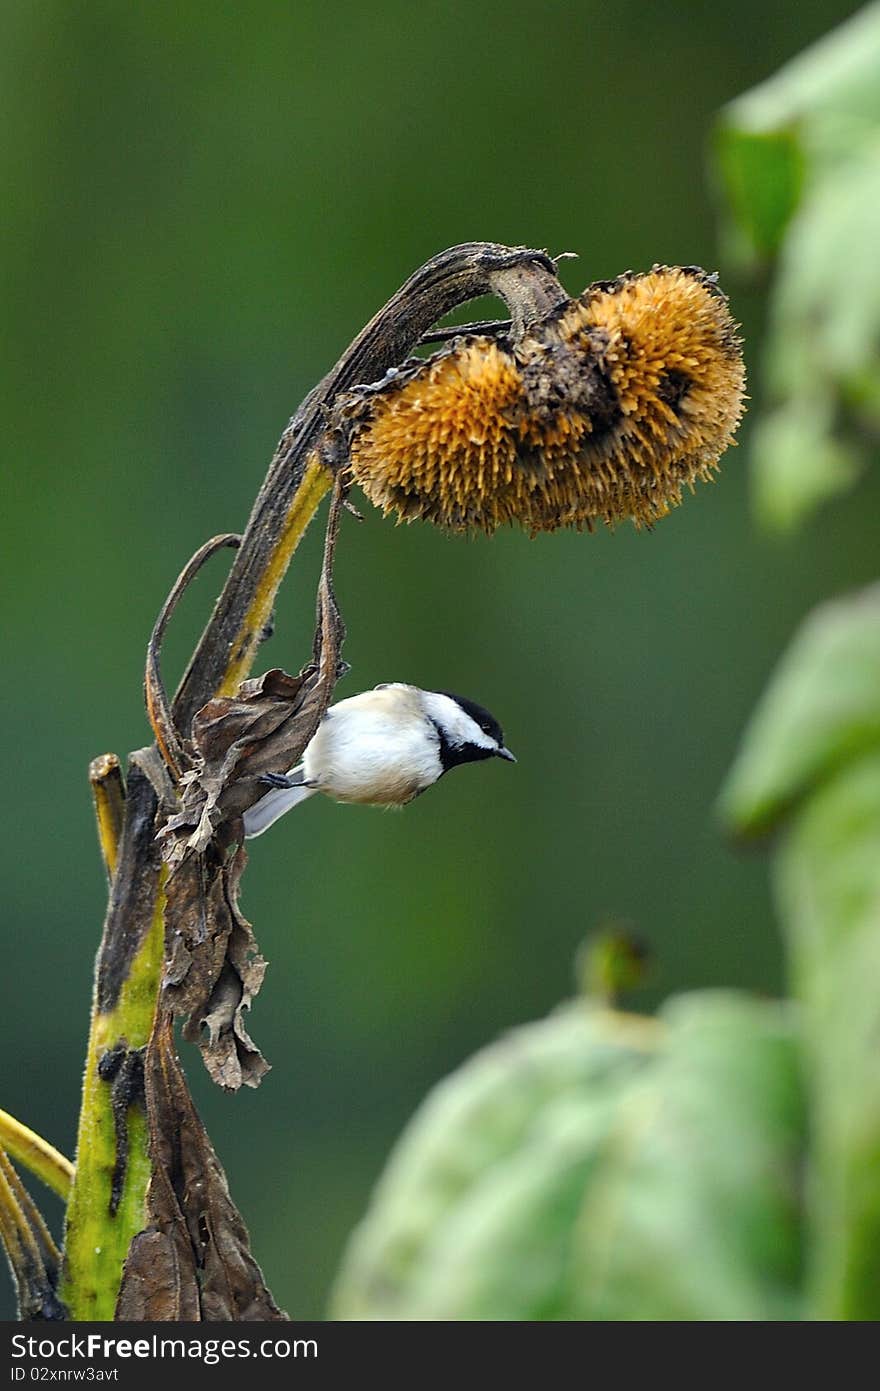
left=243, top=683, right=515, bottom=838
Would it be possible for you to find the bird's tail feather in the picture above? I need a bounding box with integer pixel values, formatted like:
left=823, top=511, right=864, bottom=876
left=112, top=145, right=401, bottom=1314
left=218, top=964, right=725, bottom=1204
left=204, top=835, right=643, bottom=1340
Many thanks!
left=243, top=765, right=315, bottom=838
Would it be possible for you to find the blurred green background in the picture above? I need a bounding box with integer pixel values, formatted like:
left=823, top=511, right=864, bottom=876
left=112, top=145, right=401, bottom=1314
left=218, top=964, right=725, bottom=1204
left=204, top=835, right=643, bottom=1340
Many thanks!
left=2, top=0, right=874, bottom=1319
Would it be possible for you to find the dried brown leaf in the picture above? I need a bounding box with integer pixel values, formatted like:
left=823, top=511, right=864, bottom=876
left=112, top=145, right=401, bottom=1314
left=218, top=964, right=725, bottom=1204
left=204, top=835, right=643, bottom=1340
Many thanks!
left=162, top=842, right=269, bottom=1091
left=114, top=1230, right=200, bottom=1322
left=155, top=483, right=346, bottom=1088
left=163, top=665, right=314, bottom=856
left=116, top=1013, right=287, bottom=1322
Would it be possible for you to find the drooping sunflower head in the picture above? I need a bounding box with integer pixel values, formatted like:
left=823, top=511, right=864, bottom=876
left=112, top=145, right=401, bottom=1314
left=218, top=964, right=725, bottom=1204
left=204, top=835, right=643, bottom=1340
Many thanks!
left=346, top=266, right=745, bottom=534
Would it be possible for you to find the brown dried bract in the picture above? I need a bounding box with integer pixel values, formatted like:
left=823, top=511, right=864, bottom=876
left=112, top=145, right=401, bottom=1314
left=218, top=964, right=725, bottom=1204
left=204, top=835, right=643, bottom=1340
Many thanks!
left=348, top=266, right=745, bottom=534
left=116, top=1013, right=287, bottom=1321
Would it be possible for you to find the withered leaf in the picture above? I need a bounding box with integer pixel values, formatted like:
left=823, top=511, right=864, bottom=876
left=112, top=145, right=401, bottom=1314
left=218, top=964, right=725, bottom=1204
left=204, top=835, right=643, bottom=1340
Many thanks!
left=114, top=1229, right=200, bottom=1322
left=154, top=483, right=346, bottom=1089
left=0, top=1149, right=66, bottom=1321
left=162, top=841, right=269, bottom=1091
left=116, top=1013, right=287, bottom=1322
left=163, top=665, right=313, bottom=856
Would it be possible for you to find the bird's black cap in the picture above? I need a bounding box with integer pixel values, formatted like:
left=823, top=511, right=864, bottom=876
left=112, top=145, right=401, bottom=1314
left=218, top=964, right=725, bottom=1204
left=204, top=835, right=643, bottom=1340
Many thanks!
left=438, top=691, right=506, bottom=748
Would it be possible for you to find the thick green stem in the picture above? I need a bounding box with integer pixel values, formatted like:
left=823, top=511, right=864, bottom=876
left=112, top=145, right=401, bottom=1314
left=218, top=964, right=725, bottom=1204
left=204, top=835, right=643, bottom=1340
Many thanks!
left=61, top=773, right=166, bottom=1313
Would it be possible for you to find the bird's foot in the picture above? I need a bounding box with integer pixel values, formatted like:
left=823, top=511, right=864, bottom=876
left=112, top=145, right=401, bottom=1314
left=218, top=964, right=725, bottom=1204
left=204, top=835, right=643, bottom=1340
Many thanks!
left=258, top=772, right=299, bottom=789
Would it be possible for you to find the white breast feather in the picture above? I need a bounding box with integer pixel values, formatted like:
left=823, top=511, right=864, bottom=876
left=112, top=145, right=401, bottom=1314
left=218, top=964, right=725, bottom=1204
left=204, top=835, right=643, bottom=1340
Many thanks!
left=304, top=687, right=441, bottom=805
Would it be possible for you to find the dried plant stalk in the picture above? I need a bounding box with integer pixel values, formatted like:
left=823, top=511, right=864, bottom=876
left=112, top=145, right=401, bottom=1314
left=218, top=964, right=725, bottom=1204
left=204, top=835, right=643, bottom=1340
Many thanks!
left=60, top=244, right=578, bottom=1322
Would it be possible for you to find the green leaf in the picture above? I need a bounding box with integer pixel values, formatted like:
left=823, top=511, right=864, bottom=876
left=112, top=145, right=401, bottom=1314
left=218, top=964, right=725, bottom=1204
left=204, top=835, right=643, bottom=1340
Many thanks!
left=749, top=398, right=862, bottom=535
left=573, top=993, right=805, bottom=1321
left=715, top=2, right=880, bottom=261
left=331, top=995, right=806, bottom=1321
left=751, top=140, right=880, bottom=528
left=765, top=140, right=880, bottom=398
left=722, top=577, right=880, bottom=1317
left=714, top=5, right=880, bottom=528
left=351, top=1089, right=630, bottom=1321
left=713, top=125, right=804, bottom=264
left=718, top=584, right=880, bottom=836
left=774, top=751, right=880, bottom=1319
left=329, top=1003, right=657, bottom=1319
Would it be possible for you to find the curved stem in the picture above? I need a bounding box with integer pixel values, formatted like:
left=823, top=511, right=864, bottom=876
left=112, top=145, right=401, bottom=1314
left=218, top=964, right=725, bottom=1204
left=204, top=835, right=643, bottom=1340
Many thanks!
left=144, top=532, right=241, bottom=779
left=61, top=763, right=166, bottom=1320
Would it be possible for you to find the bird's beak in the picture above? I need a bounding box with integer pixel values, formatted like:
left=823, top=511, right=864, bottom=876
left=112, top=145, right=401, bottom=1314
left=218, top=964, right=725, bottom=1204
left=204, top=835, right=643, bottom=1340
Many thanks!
left=496, top=746, right=517, bottom=763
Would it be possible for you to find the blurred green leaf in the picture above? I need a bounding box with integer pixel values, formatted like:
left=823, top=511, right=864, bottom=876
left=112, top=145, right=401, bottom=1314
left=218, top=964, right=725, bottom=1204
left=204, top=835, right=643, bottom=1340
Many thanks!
left=722, top=579, right=880, bottom=1317
left=573, top=993, right=805, bottom=1321
left=330, top=1003, right=657, bottom=1319
left=716, top=2, right=880, bottom=262
left=775, top=751, right=880, bottom=1319
left=719, top=584, right=880, bottom=836
left=715, top=2, right=880, bottom=528
left=332, top=994, right=806, bottom=1320
left=765, top=141, right=880, bottom=398
left=714, top=126, right=804, bottom=264
left=346, top=1089, right=627, bottom=1321
left=748, top=398, right=862, bottom=535
left=751, top=139, right=880, bottom=530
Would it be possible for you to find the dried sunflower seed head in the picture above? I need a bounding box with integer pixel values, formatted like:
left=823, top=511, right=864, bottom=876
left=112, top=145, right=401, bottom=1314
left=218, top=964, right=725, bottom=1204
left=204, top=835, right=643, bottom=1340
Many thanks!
left=347, top=266, right=746, bottom=534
